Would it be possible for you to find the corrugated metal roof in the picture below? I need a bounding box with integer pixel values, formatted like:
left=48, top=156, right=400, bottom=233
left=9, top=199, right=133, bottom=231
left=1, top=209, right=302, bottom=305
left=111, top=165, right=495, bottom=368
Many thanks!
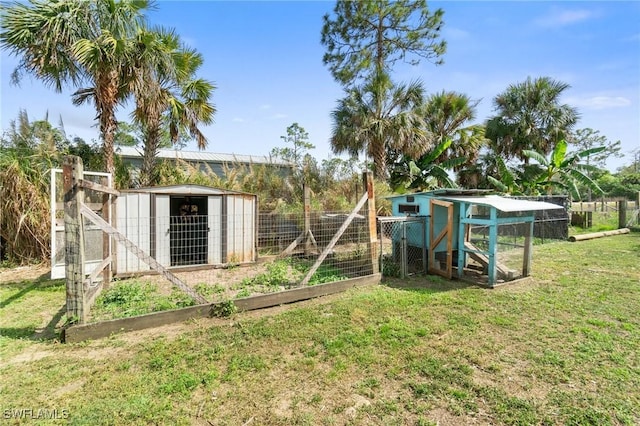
left=440, top=195, right=563, bottom=212
left=116, top=146, right=291, bottom=166
left=121, top=184, right=255, bottom=197
left=386, top=189, right=495, bottom=199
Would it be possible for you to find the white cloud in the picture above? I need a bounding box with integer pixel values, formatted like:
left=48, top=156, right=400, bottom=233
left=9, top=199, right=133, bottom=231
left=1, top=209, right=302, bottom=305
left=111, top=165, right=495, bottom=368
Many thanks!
left=270, top=113, right=287, bottom=120
left=534, top=8, right=595, bottom=28
left=259, top=104, right=272, bottom=110
left=566, top=96, right=631, bottom=110
left=232, top=117, right=245, bottom=123
left=444, top=27, right=470, bottom=40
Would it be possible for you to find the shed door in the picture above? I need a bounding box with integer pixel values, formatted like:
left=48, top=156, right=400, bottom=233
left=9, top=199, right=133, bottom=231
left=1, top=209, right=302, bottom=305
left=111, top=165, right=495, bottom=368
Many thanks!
left=207, top=196, right=222, bottom=264
left=429, top=199, right=453, bottom=279
left=155, top=195, right=170, bottom=267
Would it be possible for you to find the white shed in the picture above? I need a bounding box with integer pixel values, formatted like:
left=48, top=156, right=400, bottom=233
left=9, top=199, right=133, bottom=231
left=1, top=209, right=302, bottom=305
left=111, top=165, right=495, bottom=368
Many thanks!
left=115, top=184, right=257, bottom=275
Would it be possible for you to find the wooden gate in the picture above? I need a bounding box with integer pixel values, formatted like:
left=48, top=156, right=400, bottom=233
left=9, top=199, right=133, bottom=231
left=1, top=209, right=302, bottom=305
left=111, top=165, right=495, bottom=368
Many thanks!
left=428, top=199, right=453, bottom=279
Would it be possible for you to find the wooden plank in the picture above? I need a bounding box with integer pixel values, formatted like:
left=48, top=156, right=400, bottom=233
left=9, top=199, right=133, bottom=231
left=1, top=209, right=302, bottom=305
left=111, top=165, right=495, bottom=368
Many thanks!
left=278, top=232, right=305, bottom=258
left=64, top=274, right=381, bottom=342
left=80, top=203, right=208, bottom=304
left=64, top=304, right=213, bottom=343
left=56, top=202, right=106, bottom=211
left=77, top=178, right=120, bottom=196
left=464, top=241, right=515, bottom=280
left=84, top=255, right=112, bottom=287
left=234, top=274, right=381, bottom=311
left=300, top=192, right=369, bottom=286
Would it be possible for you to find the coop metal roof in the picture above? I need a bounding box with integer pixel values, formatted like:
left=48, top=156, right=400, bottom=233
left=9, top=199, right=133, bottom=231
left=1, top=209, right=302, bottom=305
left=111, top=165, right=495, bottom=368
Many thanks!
left=439, top=195, right=563, bottom=212
left=121, top=184, right=255, bottom=197
left=116, top=146, right=291, bottom=166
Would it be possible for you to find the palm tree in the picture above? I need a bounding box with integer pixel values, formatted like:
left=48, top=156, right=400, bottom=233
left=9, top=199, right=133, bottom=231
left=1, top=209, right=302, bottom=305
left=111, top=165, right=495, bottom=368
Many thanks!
left=485, top=76, right=579, bottom=163
left=1, top=0, right=151, bottom=176
left=128, top=29, right=216, bottom=186
left=421, top=90, right=487, bottom=181
left=330, top=72, right=432, bottom=178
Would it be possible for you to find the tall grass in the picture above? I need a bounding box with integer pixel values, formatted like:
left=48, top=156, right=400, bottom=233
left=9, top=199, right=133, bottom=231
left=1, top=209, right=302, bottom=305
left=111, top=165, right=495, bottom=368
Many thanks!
left=0, top=142, right=59, bottom=264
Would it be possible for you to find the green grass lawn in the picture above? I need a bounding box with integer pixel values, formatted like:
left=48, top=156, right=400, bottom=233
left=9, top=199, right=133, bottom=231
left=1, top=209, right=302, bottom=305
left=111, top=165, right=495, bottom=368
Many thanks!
left=1, top=234, right=639, bottom=425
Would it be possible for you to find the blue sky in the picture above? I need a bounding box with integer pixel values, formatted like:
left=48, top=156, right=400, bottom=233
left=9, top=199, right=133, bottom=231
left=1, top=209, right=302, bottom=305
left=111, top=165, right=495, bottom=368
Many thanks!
left=1, top=1, right=639, bottom=171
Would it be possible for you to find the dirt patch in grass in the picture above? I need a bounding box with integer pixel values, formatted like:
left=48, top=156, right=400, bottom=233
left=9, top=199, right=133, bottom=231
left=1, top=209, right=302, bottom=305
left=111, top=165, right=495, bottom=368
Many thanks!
left=0, top=263, right=50, bottom=283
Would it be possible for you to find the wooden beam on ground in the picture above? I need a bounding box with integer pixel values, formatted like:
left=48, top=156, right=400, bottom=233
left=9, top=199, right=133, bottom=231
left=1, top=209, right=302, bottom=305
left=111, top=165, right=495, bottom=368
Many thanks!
left=77, top=178, right=120, bottom=196
left=235, top=274, right=380, bottom=311
left=80, top=203, right=207, bottom=304
left=568, top=228, right=630, bottom=242
left=63, top=274, right=381, bottom=342
left=300, top=192, right=369, bottom=286
left=64, top=303, right=213, bottom=343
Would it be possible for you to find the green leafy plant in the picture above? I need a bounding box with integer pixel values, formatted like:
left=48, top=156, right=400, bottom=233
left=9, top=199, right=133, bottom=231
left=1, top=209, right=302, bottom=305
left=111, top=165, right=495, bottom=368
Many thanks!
left=211, top=300, right=237, bottom=317
left=92, top=280, right=195, bottom=320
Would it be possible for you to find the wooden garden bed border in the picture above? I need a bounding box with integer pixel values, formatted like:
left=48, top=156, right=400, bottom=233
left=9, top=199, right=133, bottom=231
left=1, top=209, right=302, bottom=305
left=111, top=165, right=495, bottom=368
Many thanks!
left=63, top=273, right=381, bottom=343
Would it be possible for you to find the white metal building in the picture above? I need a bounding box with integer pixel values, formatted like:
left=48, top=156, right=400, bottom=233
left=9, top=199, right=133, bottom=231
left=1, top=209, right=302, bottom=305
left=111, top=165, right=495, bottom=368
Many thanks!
left=115, top=184, right=257, bottom=274
left=51, top=179, right=257, bottom=278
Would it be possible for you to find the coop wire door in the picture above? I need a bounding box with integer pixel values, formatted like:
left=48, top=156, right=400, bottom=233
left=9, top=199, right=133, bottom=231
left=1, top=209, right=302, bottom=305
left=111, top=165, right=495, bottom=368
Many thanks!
left=428, top=199, right=454, bottom=280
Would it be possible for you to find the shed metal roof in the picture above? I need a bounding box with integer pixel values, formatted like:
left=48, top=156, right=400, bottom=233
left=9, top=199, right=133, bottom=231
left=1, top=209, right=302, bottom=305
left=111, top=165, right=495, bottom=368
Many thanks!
left=116, top=146, right=291, bottom=166
left=121, top=184, right=255, bottom=197
left=438, top=195, right=563, bottom=212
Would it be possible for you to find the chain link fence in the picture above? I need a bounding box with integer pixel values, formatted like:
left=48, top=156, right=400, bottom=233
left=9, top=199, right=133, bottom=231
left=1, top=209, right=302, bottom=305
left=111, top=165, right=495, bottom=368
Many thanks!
left=378, top=216, right=426, bottom=278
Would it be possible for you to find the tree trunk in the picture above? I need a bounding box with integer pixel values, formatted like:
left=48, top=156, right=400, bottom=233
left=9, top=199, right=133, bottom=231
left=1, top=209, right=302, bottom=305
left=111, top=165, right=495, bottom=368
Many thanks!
left=140, top=123, right=160, bottom=187
left=98, top=71, right=120, bottom=177
left=370, top=138, right=387, bottom=179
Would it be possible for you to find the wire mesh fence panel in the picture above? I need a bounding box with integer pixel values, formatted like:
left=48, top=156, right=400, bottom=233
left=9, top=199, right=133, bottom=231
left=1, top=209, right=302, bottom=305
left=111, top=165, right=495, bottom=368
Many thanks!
left=378, top=216, right=427, bottom=278
left=466, top=223, right=526, bottom=283
left=512, top=196, right=569, bottom=241
left=51, top=168, right=112, bottom=279
left=85, top=203, right=379, bottom=322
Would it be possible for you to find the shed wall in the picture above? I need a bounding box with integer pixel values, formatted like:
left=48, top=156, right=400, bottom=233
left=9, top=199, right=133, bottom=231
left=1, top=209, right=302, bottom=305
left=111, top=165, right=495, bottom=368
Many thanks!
left=116, top=192, right=151, bottom=274
left=226, top=194, right=256, bottom=263
left=115, top=189, right=256, bottom=275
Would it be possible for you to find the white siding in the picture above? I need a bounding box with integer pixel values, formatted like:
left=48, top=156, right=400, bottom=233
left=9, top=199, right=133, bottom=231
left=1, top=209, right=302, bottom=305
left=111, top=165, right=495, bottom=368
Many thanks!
left=226, top=195, right=255, bottom=263
left=208, top=196, right=222, bottom=264
left=116, top=193, right=151, bottom=274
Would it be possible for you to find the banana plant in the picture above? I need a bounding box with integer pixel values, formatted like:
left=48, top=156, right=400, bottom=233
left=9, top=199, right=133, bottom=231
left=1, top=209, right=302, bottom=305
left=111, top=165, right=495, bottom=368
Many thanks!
left=523, top=139, right=605, bottom=199
left=487, top=156, right=525, bottom=195
left=390, top=138, right=466, bottom=192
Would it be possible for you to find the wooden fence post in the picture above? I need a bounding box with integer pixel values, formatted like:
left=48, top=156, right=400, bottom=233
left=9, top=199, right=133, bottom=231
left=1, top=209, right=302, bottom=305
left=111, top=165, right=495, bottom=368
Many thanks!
left=363, top=172, right=379, bottom=275
left=304, top=184, right=311, bottom=256
left=102, top=183, right=112, bottom=286
left=618, top=200, right=627, bottom=229
left=63, top=155, right=86, bottom=323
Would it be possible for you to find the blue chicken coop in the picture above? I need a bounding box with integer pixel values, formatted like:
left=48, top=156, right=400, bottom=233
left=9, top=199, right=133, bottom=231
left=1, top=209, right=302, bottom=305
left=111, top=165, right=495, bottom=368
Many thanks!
left=388, top=190, right=563, bottom=287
